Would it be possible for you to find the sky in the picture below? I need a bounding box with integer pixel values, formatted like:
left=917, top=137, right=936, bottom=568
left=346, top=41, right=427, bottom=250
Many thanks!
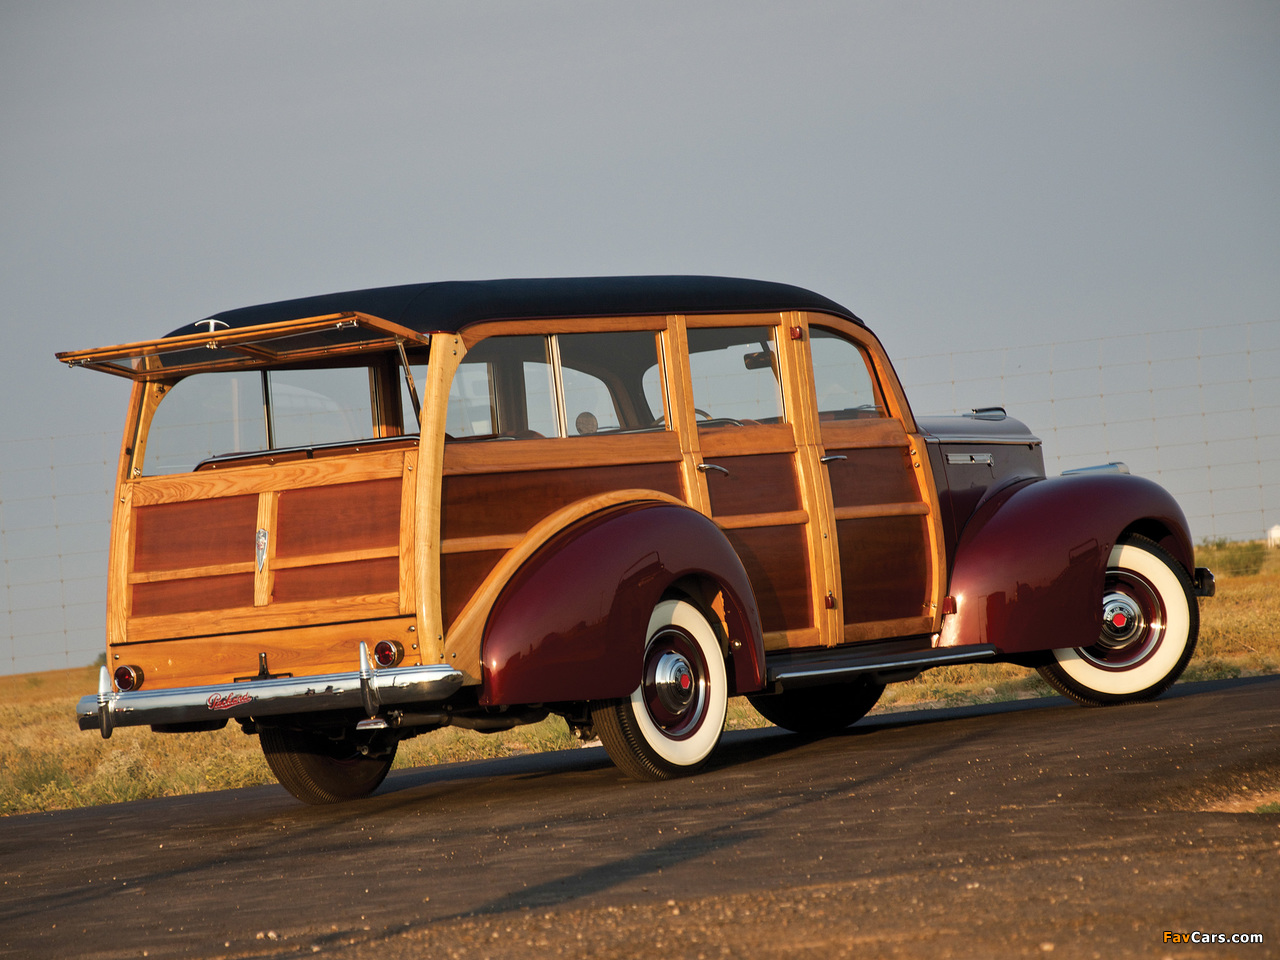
left=1, top=1, right=1278, bottom=673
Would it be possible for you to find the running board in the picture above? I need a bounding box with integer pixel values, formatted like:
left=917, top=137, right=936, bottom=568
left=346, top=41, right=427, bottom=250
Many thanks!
left=765, top=644, right=999, bottom=693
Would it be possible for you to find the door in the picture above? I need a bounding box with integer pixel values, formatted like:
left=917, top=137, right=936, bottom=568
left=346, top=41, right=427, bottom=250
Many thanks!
left=808, top=324, right=942, bottom=644
left=681, top=319, right=828, bottom=651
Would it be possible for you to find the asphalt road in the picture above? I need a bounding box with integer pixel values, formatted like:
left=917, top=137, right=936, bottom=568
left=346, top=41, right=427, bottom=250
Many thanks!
left=3, top=676, right=1278, bottom=960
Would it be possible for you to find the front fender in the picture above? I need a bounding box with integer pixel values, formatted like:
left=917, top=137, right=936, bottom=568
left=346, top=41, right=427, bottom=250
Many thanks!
left=480, top=501, right=765, bottom=705
left=941, top=474, right=1193, bottom=654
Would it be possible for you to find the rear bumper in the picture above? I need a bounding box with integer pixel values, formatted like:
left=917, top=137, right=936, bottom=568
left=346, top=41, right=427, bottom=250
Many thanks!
left=78, top=650, right=464, bottom=738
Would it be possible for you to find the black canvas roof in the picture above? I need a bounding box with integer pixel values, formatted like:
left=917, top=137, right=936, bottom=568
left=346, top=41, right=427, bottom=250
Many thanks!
left=176, top=275, right=862, bottom=338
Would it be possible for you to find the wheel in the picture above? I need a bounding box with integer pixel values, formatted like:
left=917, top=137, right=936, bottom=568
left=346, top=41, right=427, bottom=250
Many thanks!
left=748, top=679, right=884, bottom=736
left=591, top=598, right=728, bottom=780
left=1037, top=535, right=1197, bottom=706
left=259, top=725, right=398, bottom=804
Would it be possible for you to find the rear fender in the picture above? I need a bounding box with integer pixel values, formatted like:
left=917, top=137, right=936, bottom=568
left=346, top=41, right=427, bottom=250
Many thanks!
left=940, top=474, right=1194, bottom=654
left=480, top=502, right=765, bottom=705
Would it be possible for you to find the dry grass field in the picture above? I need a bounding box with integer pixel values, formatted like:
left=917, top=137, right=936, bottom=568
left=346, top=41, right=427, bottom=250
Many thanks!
left=3, top=541, right=1277, bottom=817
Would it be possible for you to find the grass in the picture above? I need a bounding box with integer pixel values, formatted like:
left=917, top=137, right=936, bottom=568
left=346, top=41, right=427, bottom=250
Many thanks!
left=3, top=542, right=1277, bottom=816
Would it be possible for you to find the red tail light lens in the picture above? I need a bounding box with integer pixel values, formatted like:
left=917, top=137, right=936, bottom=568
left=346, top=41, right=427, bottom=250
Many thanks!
left=373, top=640, right=404, bottom=668
left=114, top=665, right=144, bottom=691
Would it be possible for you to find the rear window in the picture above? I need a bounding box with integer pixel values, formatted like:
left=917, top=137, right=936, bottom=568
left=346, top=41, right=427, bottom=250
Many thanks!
left=142, top=366, right=376, bottom=475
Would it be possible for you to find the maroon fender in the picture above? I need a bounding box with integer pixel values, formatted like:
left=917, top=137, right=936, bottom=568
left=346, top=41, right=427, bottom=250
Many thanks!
left=480, top=501, right=766, bottom=706
left=940, top=473, right=1194, bottom=654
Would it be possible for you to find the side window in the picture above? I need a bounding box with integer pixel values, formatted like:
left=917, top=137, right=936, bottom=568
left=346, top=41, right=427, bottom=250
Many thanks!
left=686, top=326, right=784, bottom=428
left=447, top=331, right=663, bottom=439
left=443, top=335, right=556, bottom=439
left=558, top=331, right=662, bottom=435
left=810, top=327, right=886, bottom=419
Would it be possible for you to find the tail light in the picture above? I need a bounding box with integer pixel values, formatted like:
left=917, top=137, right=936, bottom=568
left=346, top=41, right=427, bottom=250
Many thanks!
left=114, top=665, right=144, bottom=691
left=372, top=639, right=404, bottom=668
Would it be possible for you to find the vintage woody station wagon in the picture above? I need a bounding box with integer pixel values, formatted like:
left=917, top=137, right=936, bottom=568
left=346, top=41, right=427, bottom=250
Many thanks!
left=62, top=276, right=1214, bottom=803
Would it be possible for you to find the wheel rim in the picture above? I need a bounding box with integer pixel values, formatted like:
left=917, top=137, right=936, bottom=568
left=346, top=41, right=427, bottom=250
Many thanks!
left=1077, top=566, right=1167, bottom=671
left=640, top=626, right=709, bottom=740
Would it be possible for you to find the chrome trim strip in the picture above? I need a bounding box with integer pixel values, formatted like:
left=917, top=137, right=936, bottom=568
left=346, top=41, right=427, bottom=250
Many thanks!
left=924, top=436, right=1043, bottom=446
left=1061, top=461, right=1130, bottom=476
left=769, top=645, right=998, bottom=690
left=945, top=452, right=994, bottom=465
left=77, top=658, right=465, bottom=735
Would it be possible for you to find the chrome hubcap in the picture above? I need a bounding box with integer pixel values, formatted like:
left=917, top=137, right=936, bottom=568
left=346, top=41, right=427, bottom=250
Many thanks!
left=652, top=650, right=696, bottom=715
left=1099, top=593, right=1143, bottom=648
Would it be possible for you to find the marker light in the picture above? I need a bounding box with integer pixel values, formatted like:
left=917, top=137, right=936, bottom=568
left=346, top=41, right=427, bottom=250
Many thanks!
left=373, top=640, right=404, bottom=668
left=114, top=665, right=144, bottom=691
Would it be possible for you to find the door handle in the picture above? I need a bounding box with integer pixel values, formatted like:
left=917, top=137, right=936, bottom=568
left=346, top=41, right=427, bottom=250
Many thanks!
left=697, top=463, right=730, bottom=476
left=819, top=455, right=847, bottom=464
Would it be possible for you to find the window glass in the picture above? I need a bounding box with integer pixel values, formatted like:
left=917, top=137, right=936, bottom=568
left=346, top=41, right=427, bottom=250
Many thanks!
left=142, top=365, right=377, bottom=474
left=440, top=361, right=490, bottom=437
left=562, top=366, right=619, bottom=434
left=559, top=331, right=662, bottom=434
left=444, top=335, right=556, bottom=439
left=642, top=365, right=664, bottom=422
left=270, top=367, right=374, bottom=448
left=686, top=326, right=784, bottom=427
left=810, top=328, right=886, bottom=419
left=445, top=331, right=663, bottom=440
left=143, top=371, right=268, bottom=474
left=522, top=357, right=558, bottom=438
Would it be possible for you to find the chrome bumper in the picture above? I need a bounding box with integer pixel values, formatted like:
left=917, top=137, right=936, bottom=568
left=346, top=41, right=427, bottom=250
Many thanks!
left=77, top=645, right=465, bottom=738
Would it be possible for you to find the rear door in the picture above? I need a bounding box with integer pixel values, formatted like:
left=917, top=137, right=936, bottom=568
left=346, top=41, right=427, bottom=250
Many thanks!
left=680, top=316, right=835, bottom=652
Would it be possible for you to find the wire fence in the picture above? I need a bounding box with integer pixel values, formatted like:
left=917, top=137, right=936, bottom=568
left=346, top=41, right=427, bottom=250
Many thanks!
left=0, top=432, right=116, bottom=676
left=895, top=319, right=1280, bottom=545
left=3, top=319, right=1277, bottom=676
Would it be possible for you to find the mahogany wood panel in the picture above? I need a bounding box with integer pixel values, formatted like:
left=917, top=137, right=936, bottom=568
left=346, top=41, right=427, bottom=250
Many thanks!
left=703, top=453, right=801, bottom=516
left=273, top=557, right=400, bottom=604
left=441, top=462, right=682, bottom=540
left=131, top=573, right=255, bottom=618
left=836, top=515, right=930, bottom=623
left=723, top=525, right=812, bottom=635
left=825, top=447, right=921, bottom=508
left=133, top=495, right=258, bottom=572
left=441, top=549, right=508, bottom=631
left=274, top=478, right=401, bottom=558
